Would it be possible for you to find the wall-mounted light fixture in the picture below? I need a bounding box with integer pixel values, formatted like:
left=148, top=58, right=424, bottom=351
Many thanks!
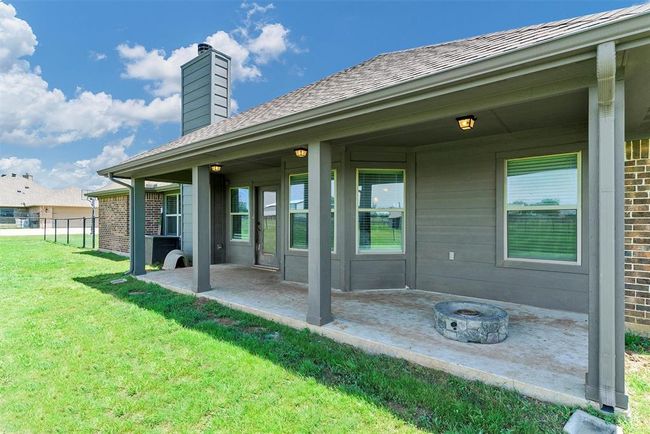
left=210, top=163, right=223, bottom=173
left=294, top=147, right=308, bottom=158
left=456, top=115, right=477, bottom=131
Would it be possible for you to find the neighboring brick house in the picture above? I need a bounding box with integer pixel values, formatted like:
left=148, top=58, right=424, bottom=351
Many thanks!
left=87, top=181, right=180, bottom=255
left=625, top=139, right=650, bottom=336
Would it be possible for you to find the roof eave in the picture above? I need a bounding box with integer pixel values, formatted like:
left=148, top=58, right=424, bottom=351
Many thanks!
left=86, top=183, right=180, bottom=197
left=99, top=10, right=650, bottom=177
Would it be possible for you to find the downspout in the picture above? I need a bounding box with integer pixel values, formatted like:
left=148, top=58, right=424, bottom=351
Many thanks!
left=108, top=173, right=135, bottom=275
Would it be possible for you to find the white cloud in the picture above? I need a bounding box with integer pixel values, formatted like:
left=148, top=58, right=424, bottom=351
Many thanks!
left=117, top=2, right=298, bottom=97
left=0, top=66, right=180, bottom=146
left=0, top=1, right=179, bottom=147
left=0, top=2, right=35, bottom=70
left=117, top=43, right=196, bottom=97
left=89, top=50, right=107, bottom=61
left=242, top=2, right=275, bottom=23
left=0, top=156, right=42, bottom=176
left=0, top=1, right=302, bottom=150
left=0, top=136, right=134, bottom=190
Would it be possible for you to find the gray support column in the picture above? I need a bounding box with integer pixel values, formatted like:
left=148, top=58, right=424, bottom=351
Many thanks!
left=341, top=146, right=352, bottom=291
left=192, top=165, right=211, bottom=292
left=132, top=178, right=146, bottom=275
left=405, top=151, right=417, bottom=289
left=306, top=141, right=333, bottom=326
left=613, top=78, right=627, bottom=408
left=586, top=42, right=628, bottom=410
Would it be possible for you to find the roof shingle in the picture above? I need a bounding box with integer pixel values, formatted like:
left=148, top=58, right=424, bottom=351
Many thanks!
left=120, top=4, right=650, bottom=166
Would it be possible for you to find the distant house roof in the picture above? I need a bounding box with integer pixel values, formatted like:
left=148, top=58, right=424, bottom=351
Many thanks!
left=111, top=4, right=650, bottom=169
left=85, top=180, right=179, bottom=198
left=0, top=174, right=91, bottom=208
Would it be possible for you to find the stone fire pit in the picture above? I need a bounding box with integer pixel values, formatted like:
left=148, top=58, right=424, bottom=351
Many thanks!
left=433, top=301, right=508, bottom=344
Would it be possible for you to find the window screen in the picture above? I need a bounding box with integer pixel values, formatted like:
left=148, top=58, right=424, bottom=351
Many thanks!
left=357, top=169, right=405, bottom=253
left=288, top=172, right=335, bottom=251
left=230, top=187, right=250, bottom=241
left=505, top=153, right=580, bottom=262
left=164, top=194, right=181, bottom=236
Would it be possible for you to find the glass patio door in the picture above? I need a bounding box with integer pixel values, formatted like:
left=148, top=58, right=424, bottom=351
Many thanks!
left=255, top=186, right=279, bottom=268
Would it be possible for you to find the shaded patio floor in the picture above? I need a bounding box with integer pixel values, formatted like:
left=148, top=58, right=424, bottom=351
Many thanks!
left=137, top=264, right=589, bottom=407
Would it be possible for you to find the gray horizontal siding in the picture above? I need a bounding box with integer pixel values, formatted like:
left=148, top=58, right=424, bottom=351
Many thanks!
left=184, top=81, right=211, bottom=97
left=184, top=94, right=211, bottom=112
left=228, top=243, right=253, bottom=265
left=285, top=255, right=341, bottom=289
left=415, top=132, right=589, bottom=312
left=351, top=259, right=406, bottom=289
left=181, top=184, right=193, bottom=258
left=184, top=115, right=212, bottom=133
left=181, top=50, right=230, bottom=136
left=183, top=68, right=211, bottom=86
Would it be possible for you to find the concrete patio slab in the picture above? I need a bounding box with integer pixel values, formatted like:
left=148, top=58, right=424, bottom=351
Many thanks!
left=137, top=264, right=589, bottom=408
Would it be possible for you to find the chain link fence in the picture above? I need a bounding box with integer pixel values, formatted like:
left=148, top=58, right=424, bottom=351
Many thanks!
left=42, top=217, right=98, bottom=249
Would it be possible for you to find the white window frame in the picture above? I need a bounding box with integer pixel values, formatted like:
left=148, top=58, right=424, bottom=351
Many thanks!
left=229, top=186, right=250, bottom=242
left=503, top=151, right=582, bottom=266
left=355, top=168, right=406, bottom=255
left=164, top=193, right=181, bottom=236
left=288, top=170, right=336, bottom=253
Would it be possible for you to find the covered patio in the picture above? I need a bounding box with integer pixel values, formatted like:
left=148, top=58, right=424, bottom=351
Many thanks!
left=138, top=264, right=589, bottom=407
left=98, top=7, right=650, bottom=411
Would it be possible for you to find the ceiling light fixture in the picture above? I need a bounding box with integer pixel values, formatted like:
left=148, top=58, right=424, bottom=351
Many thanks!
left=456, top=115, right=477, bottom=131
left=210, top=163, right=223, bottom=173
left=294, top=147, right=308, bottom=158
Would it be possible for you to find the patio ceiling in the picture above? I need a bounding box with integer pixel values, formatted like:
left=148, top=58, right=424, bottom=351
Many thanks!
left=333, top=90, right=589, bottom=149
left=143, top=89, right=590, bottom=183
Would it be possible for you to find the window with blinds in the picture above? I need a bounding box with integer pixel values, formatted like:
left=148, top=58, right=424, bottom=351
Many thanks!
left=356, top=169, right=405, bottom=253
left=164, top=193, right=181, bottom=236
left=288, top=172, right=336, bottom=251
left=230, top=187, right=250, bottom=241
left=505, top=152, right=580, bottom=263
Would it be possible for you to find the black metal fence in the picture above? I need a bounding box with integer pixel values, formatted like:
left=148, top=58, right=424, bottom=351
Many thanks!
left=42, top=217, right=98, bottom=249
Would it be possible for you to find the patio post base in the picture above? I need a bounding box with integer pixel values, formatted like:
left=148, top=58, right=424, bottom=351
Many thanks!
left=306, top=313, right=334, bottom=326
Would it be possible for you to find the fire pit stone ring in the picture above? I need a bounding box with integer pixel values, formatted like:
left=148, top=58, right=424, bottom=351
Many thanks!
left=433, top=301, right=508, bottom=344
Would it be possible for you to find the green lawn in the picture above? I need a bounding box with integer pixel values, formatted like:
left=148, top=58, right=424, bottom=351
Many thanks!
left=0, top=237, right=647, bottom=433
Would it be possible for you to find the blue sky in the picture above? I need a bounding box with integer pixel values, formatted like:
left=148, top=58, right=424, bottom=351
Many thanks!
left=0, top=0, right=640, bottom=190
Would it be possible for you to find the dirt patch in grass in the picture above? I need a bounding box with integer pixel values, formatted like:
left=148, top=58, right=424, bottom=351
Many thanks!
left=193, top=298, right=240, bottom=326
left=214, top=317, right=239, bottom=326
left=626, top=351, right=650, bottom=374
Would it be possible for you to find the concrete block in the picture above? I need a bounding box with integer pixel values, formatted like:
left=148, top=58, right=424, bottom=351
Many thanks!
left=563, top=410, right=621, bottom=434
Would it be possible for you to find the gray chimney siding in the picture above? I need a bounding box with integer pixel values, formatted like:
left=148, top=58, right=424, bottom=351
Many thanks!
left=181, top=48, right=231, bottom=136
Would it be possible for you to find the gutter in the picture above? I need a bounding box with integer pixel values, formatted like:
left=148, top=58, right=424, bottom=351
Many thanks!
left=108, top=174, right=135, bottom=275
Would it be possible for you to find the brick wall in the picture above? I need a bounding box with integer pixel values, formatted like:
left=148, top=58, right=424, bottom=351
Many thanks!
left=145, top=193, right=163, bottom=235
left=97, top=192, right=164, bottom=254
left=98, top=194, right=129, bottom=254
left=625, top=139, right=650, bottom=336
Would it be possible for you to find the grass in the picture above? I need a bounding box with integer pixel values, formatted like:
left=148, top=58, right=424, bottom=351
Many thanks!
left=624, top=333, right=650, bottom=432
left=45, top=233, right=99, bottom=249
left=0, top=237, right=646, bottom=432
